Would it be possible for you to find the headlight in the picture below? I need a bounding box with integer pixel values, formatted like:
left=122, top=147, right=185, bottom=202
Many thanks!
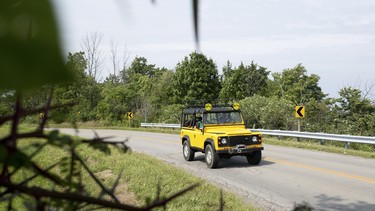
left=221, top=138, right=227, bottom=144
left=252, top=136, right=258, bottom=142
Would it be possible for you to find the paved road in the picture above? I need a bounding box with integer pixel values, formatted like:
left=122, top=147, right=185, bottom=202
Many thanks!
left=57, top=128, right=375, bottom=211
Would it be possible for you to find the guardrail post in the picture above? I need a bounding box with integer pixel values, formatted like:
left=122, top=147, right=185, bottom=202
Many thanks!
left=345, top=142, right=350, bottom=149
left=320, top=139, right=324, bottom=145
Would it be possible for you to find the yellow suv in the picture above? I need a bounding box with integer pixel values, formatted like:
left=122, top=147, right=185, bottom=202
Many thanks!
left=181, top=102, right=264, bottom=168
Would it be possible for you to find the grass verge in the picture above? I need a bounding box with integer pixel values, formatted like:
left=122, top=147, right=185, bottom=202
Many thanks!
left=263, top=136, right=375, bottom=159
left=0, top=126, right=257, bottom=211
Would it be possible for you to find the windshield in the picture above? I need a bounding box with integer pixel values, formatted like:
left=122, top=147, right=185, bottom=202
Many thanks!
left=203, top=111, right=243, bottom=125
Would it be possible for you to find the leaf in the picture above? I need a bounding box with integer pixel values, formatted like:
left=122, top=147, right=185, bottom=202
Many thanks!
left=0, top=0, right=72, bottom=90
left=0, top=145, right=6, bottom=162
left=7, top=151, right=32, bottom=168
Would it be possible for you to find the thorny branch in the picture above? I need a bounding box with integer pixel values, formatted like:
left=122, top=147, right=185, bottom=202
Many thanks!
left=0, top=90, right=200, bottom=210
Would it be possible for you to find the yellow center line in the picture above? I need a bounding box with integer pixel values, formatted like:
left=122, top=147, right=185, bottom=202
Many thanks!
left=264, top=157, right=375, bottom=184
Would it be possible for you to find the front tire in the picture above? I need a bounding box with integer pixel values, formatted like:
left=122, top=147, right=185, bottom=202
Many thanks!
left=205, top=144, right=219, bottom=168
left=183, top=141, right=195, bottom=161
left=246, top=151, right=262, bottom=165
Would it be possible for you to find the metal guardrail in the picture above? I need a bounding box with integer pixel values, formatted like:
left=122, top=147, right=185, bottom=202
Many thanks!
left=141, top=123, right=180, bottom=128
left=140, top=123, right=375, bottom=148
left=250, top=129, right=375, bottom=148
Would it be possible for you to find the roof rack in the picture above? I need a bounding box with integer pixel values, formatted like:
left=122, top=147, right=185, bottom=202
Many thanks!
left=184, top=99, right=238, bottom=108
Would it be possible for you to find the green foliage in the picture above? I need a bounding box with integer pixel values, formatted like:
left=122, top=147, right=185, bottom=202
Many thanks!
left=53, top=52, right=102, bottom=122
left=0, top=0, right=71, bottom=90
left=220, top=61, right=270, bottom=100
left=335, top=87, right=375, bottom=136
left=303, top=98, right=336, bottom=132
left=127, top=56, right=157, bottom=78
left=0, top=90, right=15, bottom=116
left=149, top=70, right=175, bottom=107
left=271, top=64, right=326, bottom=104
left=241, top=95, right=294, bottom=129
left=173, top=52, right=221, bottom=103
left=157, top=104, right=185, bottom=123
left=95, top=82, right=139, bottom=122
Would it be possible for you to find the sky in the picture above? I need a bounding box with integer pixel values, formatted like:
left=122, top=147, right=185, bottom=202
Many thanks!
left=53, top=0, right=375, bottom=99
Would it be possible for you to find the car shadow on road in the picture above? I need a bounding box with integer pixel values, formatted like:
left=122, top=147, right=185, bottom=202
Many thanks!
left=193, top=154, right=275, bottom=168
left=313, top=194, right=375, bottom=211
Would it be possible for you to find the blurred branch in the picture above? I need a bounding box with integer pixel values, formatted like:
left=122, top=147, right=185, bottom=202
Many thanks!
left=0, top=180, right=143, bottom=211
left=144, top=182, right=200, bottom=210
left=192, top=0, right=200, bottom=51
left=73, top=149, right=120, bottom=203
left=0, top=103, right=75, bottom=126
left=39, top=87, right=54, bottom=131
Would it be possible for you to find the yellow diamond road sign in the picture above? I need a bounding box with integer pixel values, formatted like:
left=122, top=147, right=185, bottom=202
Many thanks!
left=295, top=106, right=305, bottom=118
left=127, top=112, right=134, bottom=120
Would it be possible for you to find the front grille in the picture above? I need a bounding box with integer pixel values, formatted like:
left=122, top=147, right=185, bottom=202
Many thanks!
left=228, top=136, right=258, bottom=146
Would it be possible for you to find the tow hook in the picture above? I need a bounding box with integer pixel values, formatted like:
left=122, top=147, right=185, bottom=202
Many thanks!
left=231, top=144, right=246, bottom=153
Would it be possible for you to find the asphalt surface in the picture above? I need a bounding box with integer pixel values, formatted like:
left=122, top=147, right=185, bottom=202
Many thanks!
left=56, top=128, right=375, bottom=211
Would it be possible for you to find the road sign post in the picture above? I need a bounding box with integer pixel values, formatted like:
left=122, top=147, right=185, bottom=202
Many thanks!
left=295, top=106, right=305, bottom=141
left=127, top=112, right=134, bottom=127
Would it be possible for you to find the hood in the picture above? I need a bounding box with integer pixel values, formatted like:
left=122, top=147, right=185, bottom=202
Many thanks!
left=205, top=125, right=259, bottom=136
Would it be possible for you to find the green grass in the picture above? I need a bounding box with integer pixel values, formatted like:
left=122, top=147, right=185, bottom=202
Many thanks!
left=0, top=125, right=257, bottom=210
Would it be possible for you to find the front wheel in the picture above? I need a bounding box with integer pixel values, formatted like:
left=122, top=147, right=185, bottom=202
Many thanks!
left=183, top=141, right=195, bottom=161
left=246, top=151, right=262, bottom=165
left=205, top=144, right=219, bottom=168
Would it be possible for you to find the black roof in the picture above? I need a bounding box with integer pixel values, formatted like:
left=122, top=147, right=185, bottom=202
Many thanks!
left=182, top=107, right=235, bottom=114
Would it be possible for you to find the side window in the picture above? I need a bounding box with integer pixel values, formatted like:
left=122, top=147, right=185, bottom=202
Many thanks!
left=183, top=114, right=194, bottom=127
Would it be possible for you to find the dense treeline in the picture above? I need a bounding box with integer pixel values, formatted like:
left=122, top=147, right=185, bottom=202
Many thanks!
left=0, top=51, right=374, bottom=137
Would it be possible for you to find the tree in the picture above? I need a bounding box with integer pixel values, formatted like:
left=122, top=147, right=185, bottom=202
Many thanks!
left=107, top=40, right=128, bottom=84
left=81, top=32, right=104, bottom=80
left=96, top=84, right=133, bottom=122
left=53, top=52, right=102, bottom=122
left=271, top=64, right=326, bottom=104
left=240, top=95, right=294, bottom=130
left=173, top=52, right=220, bottom=103
left=220, top=61, right=269, bottom=100
left=127, top=56, right=156, bottom=78
left=303, top=98, right=336, bottom=133
left=336, top=87, right=375, bottom=135
left=149, top=69, right=175, bottom=107
left=222, top=60, right=234, bottom=80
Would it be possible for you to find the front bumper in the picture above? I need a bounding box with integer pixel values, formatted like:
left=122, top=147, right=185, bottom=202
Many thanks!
left=216, top=146, right=264, bottom=155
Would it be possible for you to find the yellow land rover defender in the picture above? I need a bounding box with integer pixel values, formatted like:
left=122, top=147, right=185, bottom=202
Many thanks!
left=181, top=102, right=264, bottom=168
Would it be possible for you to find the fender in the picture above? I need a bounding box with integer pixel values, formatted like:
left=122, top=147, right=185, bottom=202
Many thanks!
left=182, top=135, right=190, bottom=145
left=204, top=138, right=216, bottom=151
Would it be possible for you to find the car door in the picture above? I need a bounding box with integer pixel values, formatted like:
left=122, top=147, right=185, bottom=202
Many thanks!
left=190, top=114, right=205, bottom=150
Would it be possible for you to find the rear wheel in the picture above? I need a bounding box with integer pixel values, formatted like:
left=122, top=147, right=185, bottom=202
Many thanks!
left=246, top=151, right=262, bottom=165
left=183, top=141, right=195, bottom=161
left=205, top=144, right=219, bottom=168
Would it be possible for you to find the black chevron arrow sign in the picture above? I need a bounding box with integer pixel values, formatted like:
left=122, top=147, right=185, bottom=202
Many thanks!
left=295, top=106, right=305, bottom=118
